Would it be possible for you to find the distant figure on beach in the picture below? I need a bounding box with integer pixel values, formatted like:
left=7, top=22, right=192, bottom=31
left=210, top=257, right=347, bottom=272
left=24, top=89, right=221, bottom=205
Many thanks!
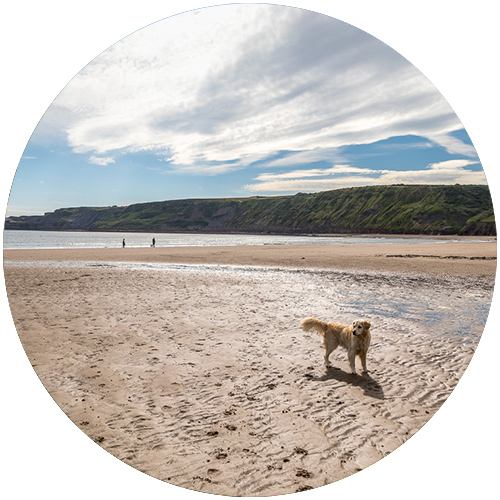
left=122, top=238, right=125, bottom=248
left=152, top=237, right=156, bottom=248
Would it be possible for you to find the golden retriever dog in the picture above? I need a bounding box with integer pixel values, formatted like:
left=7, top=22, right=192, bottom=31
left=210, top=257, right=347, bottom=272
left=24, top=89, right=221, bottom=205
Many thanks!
left=301, top=317, right=371, bottom=374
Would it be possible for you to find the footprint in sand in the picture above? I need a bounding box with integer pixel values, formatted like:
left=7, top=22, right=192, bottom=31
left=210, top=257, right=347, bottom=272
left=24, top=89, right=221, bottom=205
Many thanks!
left=296, top=468, right=312, bottom=478
left=296, top=485, right=313, bottom=492
left=294, top=447, right=308, bottom=456
left=193, top=475, right=213, bottom=484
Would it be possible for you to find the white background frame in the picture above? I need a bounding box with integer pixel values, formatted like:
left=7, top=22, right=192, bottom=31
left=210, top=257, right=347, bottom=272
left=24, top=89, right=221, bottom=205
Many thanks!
left=1, top=1, right=498, bottom=499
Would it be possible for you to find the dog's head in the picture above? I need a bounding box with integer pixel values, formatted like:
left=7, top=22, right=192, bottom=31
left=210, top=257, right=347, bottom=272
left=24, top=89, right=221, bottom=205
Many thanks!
left=352, top=320, right=371, bottom=336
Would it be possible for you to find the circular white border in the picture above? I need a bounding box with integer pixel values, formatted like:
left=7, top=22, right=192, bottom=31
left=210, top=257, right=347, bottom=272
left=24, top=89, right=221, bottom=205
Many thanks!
left=1, top=2, right=498, bottom=499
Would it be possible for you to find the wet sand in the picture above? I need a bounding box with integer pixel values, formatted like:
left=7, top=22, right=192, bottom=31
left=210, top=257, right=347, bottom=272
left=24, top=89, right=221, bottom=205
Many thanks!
left=3, top=243, right=495, bottom=495
left=3, top=238, right=497, bottom=276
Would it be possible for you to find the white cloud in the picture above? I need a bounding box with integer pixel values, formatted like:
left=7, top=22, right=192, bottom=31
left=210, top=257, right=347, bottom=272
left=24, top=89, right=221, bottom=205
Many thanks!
left=255, top=164, right=382, bottom=181
left=246, top=160, right=485, bottom=193
left=34, top=4, right=474, bottom=173
left=262, top=148, right=343, bottom=169
left=428, top=134, right=477, bottom=156
left=88, top=155, right=115, bottom=166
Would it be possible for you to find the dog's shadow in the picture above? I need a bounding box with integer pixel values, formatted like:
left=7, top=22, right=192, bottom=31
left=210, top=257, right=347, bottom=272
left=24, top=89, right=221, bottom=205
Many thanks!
left=305, top=367, right=385, bottom=400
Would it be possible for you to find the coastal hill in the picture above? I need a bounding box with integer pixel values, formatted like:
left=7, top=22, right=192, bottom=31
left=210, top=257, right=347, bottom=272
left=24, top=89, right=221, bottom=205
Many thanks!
left=4, top=184, right=496, bottom=235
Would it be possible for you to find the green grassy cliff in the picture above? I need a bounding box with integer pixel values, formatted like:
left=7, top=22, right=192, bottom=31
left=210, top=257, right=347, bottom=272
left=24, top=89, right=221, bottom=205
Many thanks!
left=4, top=184, right=496, bottom=235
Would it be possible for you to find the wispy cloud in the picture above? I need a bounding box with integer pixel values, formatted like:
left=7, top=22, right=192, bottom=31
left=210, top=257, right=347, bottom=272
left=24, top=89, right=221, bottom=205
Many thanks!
left=261, top=148, right=343, bottom=169
left=33, top=5, right=473, bottom=175
left=428, top=134, right=477, bottom=157
left=88, top=155, right=115, bottom=166
left=246, top=160, right=485, bottom=193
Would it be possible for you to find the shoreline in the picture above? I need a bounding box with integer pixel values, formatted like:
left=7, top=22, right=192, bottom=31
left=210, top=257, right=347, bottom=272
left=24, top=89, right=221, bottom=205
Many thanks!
left=4, top=240, right=497, bottom=277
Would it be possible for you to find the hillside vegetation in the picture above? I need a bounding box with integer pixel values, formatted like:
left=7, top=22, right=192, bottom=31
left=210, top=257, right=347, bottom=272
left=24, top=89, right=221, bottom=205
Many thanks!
left=4, top=185, right=496, bottom=235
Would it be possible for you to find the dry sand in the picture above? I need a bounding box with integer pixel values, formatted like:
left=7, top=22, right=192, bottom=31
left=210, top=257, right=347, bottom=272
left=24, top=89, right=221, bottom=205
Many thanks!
left=3, top=241, right=496, bottom=495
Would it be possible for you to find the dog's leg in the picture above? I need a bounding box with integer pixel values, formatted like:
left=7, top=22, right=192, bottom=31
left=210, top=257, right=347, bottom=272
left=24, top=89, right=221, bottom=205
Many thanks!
left=323, top=336, right=336, bottom=368
left=348, top=350, right=356, bottom=375
left=324, top=345, right=333, bottom=367
left=359, top=351, right=368, bottom=374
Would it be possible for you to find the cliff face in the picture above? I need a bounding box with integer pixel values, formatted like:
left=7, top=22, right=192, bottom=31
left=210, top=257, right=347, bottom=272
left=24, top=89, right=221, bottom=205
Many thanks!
left=5, top=185, right=496, bottom=235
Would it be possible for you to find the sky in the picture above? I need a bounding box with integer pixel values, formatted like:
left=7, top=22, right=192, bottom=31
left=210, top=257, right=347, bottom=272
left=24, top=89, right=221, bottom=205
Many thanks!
left=7, top=4, right=485, bottom=216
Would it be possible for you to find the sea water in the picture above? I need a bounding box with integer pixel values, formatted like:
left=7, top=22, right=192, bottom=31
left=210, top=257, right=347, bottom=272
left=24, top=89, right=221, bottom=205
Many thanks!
left=2, top=229, right=490, bottom=250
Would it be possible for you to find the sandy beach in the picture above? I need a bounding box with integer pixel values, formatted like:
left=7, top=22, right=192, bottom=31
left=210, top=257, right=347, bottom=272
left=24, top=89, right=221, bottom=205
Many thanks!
left=3, top=238, right=497, bottom=276
left=3, top=240, right=495, bottom=495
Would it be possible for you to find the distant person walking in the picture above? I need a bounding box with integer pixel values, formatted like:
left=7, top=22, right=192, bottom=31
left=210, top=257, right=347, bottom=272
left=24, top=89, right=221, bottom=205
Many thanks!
left=152, top=237, right=156, bottom=248
left=122, top=238, right=126, bottom=248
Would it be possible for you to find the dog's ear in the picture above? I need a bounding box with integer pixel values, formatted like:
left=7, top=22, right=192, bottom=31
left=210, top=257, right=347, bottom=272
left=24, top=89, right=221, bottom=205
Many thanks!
left=362, top=320, right=371, bottom=330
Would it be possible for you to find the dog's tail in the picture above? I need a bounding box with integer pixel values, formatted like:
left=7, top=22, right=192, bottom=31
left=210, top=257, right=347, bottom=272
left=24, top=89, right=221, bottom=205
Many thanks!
left=300, top=317, right=328, bottom=336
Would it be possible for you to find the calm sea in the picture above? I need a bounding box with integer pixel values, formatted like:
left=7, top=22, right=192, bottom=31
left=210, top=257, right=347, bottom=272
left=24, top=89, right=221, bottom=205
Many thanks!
left=2, top=229, right=489, bottom=250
